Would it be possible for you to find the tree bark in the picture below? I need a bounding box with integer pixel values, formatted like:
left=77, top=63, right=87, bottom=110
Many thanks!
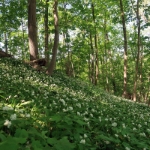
left=119, top=0, right=128, bottom=98
left=89, top=32, right=95, bottom=84
left=28, top=0, right=39, bottom=61
left=133, top=0, right=141, bottom=101
left=4, top=33, right=8, bottom=53
left=44, top=0, right=49, bottom=64
left=91, top=3, right=99, bottom=85
left=46, top=0, right=59, bottom=75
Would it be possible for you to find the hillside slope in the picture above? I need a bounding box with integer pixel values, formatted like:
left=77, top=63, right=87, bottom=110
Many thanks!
left=0, top=58, right=150, bottom=150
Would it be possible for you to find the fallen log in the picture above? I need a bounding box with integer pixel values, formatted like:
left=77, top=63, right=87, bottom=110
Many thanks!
left=0, top=50, right=12, bottom=58
left=24, top=58, right=47, bottom=72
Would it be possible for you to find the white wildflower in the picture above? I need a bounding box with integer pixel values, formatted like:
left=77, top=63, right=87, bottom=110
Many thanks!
left=99, top=118, right=101, bottom=122
left=115, top=134, right=118, bottom=137
left=60, top=99, right=66, bottom=105
left=147, top=129, right=150, bottom=132
left=77, top=112, right=80, bottom=116
left=87, top=122, right=90, bottom=126
left=125, top=147, right=130, bottom=150
left=84, top=111, right=88, bottom=115
left=68, top=107, right=73, bottom=111
left=112, top=122, right=117, bottom=127
left=90, top=114, right=93, bottom=117
left=133, top=128, right=137, bottom=131
left=10, top=114, right=17, bottom=120
left=91, top=109, right=95, bottom=112
left=76, top=103, right=81, bottom=108
left=80, top=139, right=85, bottom=144
left=84, top=134, right=87, bottom=138
left=26, top=114, right=30, bottom=118
left=63, top=109, right=67, bottom=112
left=105, top=118, right=108, bottom=121
left=105, top=141, right=110, bottom=144
left=138, top=124, right=142, bottom=128
left=122, top=123, right=126, bottom=128
left=4, top=119, right=11, bottom=128
left=3, top=106, right=13, bottom=111
left=84, top=117, right=89, bottom=121
left=139, top=132, right=146, bottom=137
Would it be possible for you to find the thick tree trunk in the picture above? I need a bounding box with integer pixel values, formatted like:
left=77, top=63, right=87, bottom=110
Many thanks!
left=46, top=0, right=59, bottom=75
left=28, top=0, right=39, bottom=61
left=119, top=0, right=128, bottom=98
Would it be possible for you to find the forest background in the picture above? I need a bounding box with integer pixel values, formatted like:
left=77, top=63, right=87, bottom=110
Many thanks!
left=0, top=0, right=150, bottom=103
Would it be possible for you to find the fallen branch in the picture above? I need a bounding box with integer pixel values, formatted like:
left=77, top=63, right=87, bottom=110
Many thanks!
left=0, top=51, right=12, bottom=58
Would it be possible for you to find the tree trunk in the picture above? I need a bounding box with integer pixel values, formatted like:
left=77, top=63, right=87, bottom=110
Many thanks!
left=44, top=0, right=49, bottom=64
left=133, top=0, right=141, bottom=101
left=28, top=0, right=39, bottom=61
left=4, top=33, right=8, bottom=53
left=91, top=3, right=99, bottom=85
left=46, top=0, right=59, bottom=75
left=103, top=14, right=109, bottom=92
left=119, top=0, right=128, bottom=98
left=89, top=32, right=95, bottom=84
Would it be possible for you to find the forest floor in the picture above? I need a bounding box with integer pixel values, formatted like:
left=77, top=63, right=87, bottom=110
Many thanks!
left=0, top=58, right=150, bottom=150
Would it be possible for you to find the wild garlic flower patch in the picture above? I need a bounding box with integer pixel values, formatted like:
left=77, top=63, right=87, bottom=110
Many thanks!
left=0, top=58, right=150, bottom=150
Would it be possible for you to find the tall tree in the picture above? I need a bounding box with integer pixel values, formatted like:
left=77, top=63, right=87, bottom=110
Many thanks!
left=47, top=0, right=59, bottom=75
left=28, top=0, right=39, bottom=61
left=44, top=0, right=49, bottom=64
left=119, top=0, right=128, bottom=98
left=132, top=0, right=141, bottom=101
left=91, top=3, right=99, bottom=85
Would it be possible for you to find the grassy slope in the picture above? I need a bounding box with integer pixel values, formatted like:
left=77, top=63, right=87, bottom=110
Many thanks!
left=0, top=58, right=150, bottom=150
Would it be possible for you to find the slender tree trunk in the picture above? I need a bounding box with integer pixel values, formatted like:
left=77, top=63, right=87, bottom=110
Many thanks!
left=89, top=32, right=95, bottom=84
left=88, top=42, right=91, bottom=82
left=28, top=0, right=39, bottom=61
left=119, top=0, right=128, bottom=98
left=103, top=15, right=109, bottom=92
left=47, top=0, right=59, bottom=75
left=4, top=33, right=8, bottom=53
left=45, top=0, right=49, bottom=64
left=139, top=45, right=143, bottom=101
left=21, top=19, right=26, bottom=60
left=91, top=3, right=99, bottom=85
left=133, top=0, right=141, bottom=101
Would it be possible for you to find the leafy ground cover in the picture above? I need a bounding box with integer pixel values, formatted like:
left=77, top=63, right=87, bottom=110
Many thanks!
left=0, top=58, right=150, bottom=150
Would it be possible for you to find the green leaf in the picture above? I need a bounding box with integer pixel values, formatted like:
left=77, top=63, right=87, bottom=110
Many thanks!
left=74, top=119, right=86, bottom=125
left=47, top=137, right=58, bottom=145
left=0, top=133, right=6, bottom=141
left=31, top=140, right=43, bottom=150
left=47, top=137, right=75, bottom=150
left=14, top=129, right=28, bottom=144
left=0, top=137, right=19, bottom=150
left=50, top=115, right=62, bottom=122
left=54, top=137, right=75, bottom=150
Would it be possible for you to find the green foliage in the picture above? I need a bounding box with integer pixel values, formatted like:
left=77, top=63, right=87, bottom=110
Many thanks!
left=0, top=58, right=150, bottom=150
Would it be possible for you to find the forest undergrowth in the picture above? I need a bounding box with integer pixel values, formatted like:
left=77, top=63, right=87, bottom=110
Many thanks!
left=0, top=58, right=150, bottom=150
